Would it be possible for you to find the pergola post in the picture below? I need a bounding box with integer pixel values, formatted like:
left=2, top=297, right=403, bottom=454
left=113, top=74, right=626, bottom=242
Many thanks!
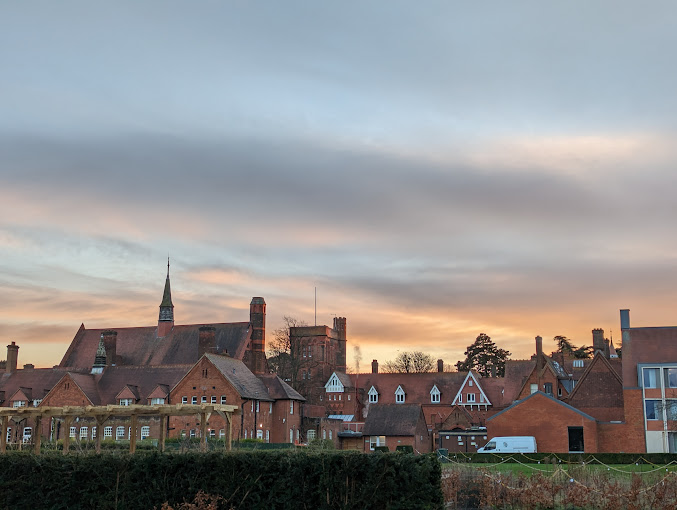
left=33, top=415, right=42, bottom=455
left=95, top=415, right=108, bottom=454
left=130, top=414, right=137, bottom=454
left=0, top=415, right=7, bottom=454
left=159, top=415, right=166, bottom=453
left=63, top=416, right=73, bottom=455
left=200, top=412, right=207, bottom=452
left=226, top=413, right=232, bottom=451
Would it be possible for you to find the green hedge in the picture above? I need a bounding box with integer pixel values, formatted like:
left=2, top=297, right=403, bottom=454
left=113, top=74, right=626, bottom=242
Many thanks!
left=446, top=451, right=677, bottom=465
left=0, top=451, right=442, bottom=509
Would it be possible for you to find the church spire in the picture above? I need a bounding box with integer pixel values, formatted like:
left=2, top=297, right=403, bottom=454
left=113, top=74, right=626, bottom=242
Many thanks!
left=158, top=258, right=174, bottom=337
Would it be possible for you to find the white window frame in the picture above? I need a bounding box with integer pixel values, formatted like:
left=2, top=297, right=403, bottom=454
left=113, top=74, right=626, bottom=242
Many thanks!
left=257, top=429, right=263, bottom=440
left=467, top=393, right=476, bottom=403
left=22, top=427, right=32, bottom=442
left=370, top=435, right=386, bottom=450
left=151, top=397, right=165, bottom=405
left=211, top=396, right=217, bottom=404
left=116, top=426, right=125, bottom=440
left=307, top=430, right=316, bottom=441
left=104, top=426, right=113, bottom=438
left=221, top=395, right=227, bottom=404
left=192, top=396, right=198, bottom=404
left=140, top=426, right=150, bottom=440
left=80, top=427, right=88, bottom=440
left=119, top=398, right=134, bottom=406
left=201, top=396, right=207, bottom=403
left=290, top=401, right=294, bottom=415
left=69, top=427, right=76, bottom=438
left=12, top=400, right=26, bottom=408
left=182, top=396, right=188, bottom=404
left=430, top=385, right=441, bottom=404
left=395, top=385, right=406, bottom=404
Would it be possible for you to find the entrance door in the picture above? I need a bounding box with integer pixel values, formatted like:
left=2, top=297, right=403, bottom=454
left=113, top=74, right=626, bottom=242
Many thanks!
left=568, top=427, right=584, bottom=452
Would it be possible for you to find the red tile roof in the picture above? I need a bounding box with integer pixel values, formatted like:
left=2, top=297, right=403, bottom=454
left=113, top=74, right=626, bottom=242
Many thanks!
left=59, top=322, right=250, bottom=369
left=0, top=368, right=73, bottom=407
left=363, top=404, right=423, bottom=436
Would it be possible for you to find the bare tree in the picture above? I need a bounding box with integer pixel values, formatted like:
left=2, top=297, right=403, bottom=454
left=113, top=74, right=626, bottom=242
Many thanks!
left=382, top=351, right=435, bottom=373
left=267, top=316, right=307, bottom=385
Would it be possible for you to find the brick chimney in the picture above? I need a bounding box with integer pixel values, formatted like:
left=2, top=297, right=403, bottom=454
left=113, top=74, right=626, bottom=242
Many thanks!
left=592, top=328, right=605, bottom=355
left=101, top=330, right=117, bottom=366
left=437, top=359, right=444, bottom=372
left=372, top=359, right=379, bottom=374
left=198, top=326, right=216, bottom=357
left=249, top=297, right=266, bottom=374
left=6, top=342, right=18, bottom=374
left=23, top=364, right=34, bottom=370
left=333, top=317, right=347, bottom=373
left=535, top=336, right=544, bottom=371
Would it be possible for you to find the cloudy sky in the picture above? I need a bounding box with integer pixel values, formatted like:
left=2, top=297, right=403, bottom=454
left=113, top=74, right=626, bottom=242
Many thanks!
left=2, top=1, right=676, bottom=370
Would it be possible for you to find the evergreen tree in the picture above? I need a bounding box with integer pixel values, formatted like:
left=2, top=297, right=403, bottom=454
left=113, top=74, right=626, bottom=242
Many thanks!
left=455, top=333, right=510, bottom=377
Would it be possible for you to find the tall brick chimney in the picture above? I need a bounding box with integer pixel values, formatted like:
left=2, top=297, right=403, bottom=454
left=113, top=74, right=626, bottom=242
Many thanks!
left=535, top=336, right=544, bottom=371
left=592, top=328, right=605, bottom=354
left=249, top=297, right=266, bottom=374
left=6, top=342, right=18, bottom=374
left=437, top=359, right=444, bottom=373
left=333, top=317, right=347, bottom=373
left=198, top=326, right=216, bottom=357
left=372, top=359, right=379, bottom=374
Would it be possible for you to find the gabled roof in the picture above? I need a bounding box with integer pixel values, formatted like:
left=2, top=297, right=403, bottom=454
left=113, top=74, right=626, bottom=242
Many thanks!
left=258, top=374, right=305, bottom=401
left=325, top=372, right=352, bottom=391
left=10, top=387, right=32, bottom=402
left=148, top=384, right=170, bottom=399
left=501, top=360, right=536, bottom=402
left=59, top=322, right=251, bottom=370
left=452, top=372, right=491, bottom=405
left=0, top=368, right=73, bottom=407
left=203, top=353, right=273, bottom=401
left=488, top=391, right=596, bottom=422
left=95, top=365, right=190, bottom=405
left=363, top=404, right=423, bottom=436
left=350, top=371, right=467, bottom=405
left=116, top=385, right=140, bottom=401
left=566, top=351, right=623, bottom=401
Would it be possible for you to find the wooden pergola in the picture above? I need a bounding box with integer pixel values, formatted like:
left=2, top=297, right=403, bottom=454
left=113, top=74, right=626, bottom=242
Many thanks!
left=0, top=403, right=239, bottom=455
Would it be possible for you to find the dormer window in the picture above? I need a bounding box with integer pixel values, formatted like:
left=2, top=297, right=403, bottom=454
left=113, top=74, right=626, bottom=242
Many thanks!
left=395, top=385, right=406, bottom=404
left=573, top=360, right=584, bottom=368
left=368, top=386, right=379, bottom=404
left=430, top=385, right=440, bottom=403
left=119, top=398, right=134, bottom=406
left=12, top=400, right=26, bottom=408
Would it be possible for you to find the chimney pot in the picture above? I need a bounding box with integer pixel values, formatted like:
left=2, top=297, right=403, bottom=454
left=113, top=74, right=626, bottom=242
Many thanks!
left=437, top=359, right=444, bottom=372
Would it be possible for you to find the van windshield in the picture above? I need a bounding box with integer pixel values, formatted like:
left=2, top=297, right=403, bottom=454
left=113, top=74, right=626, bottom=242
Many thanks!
left=483, top=441, right=496, bottom=450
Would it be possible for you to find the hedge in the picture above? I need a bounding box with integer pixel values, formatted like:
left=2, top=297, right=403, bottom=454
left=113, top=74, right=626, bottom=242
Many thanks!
left=0, top=450, right=443, bottom=510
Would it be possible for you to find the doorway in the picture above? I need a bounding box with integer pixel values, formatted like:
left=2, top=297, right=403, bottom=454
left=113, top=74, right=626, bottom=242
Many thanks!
left=568, top=426, right=584, bottom=453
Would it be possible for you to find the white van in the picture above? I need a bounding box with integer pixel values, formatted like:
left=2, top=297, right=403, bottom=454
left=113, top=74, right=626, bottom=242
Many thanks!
left=477, top=436, right=537, bottom=453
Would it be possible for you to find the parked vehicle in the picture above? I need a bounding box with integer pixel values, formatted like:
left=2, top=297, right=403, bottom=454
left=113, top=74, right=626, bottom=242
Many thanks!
left=477, top=436, right=537, bottom=453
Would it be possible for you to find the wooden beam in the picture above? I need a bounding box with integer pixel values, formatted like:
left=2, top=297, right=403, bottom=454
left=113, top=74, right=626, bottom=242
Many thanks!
left=226, top=413, right=232, bottom=452
left=130, top=414, right=137, bottom=454
left=200, top=412, right=207, bottom=452
left=159, top=415, right=166, bottom=453
left=0, top=415, right=7, bottom=454
left=33, top=415, right=42, bottom=455
left=63, top=416, right=73, bottom=455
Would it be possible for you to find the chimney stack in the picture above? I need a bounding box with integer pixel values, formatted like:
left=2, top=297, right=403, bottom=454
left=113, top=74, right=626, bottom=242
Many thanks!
left=23, top=364, right=34, bottom=370
left=101, top=330, right=117, bottom=366
left=198, top=326, right=217, bottom=357
left=592, top=328, right=605, bottom=354
left=535, top=336, right=544, bottom=371
left=249, top=297, right=266, bottom=374
left=6, top=342, right=18, bottom=374
left=437, top=359, right=444, bottom=373
left=620, top=309, right=630, bottom=330
left=372, top=359, right=379, bottom=374
left=333, top=317, right=347, bottom=373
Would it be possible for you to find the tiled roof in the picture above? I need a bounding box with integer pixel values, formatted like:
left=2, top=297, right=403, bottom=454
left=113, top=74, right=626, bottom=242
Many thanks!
left=258, top=374, right=305, bottom=401
left=94, top=365, right=190, bottom=405
left=0, top=368, right=73, bottom=406
left=363, top=404, right=423, bottom=436
left=205, top=354, right=273, bottom=401
left=502, top=360, right=536, bottom=402
left=59, top=322, right=250, bottom=370
left=352, top=372, right=467, bottom=405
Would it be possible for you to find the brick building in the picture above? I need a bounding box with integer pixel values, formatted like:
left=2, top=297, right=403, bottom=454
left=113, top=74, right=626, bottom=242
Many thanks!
left=0, top=265, right=304, bottom=446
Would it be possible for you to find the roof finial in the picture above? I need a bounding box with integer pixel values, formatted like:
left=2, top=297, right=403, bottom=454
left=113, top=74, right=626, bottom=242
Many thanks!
left=167, top=255, right=170, bottom=278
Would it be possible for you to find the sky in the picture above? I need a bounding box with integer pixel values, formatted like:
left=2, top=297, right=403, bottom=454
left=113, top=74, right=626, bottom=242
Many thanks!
left=2, top=2, right=677, bottom=371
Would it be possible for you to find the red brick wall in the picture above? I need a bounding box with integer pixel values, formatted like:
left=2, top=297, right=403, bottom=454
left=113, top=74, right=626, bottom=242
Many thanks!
left=169, top=357, right=273, bottom=441
left=487, top=393, right=598, bottom=453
